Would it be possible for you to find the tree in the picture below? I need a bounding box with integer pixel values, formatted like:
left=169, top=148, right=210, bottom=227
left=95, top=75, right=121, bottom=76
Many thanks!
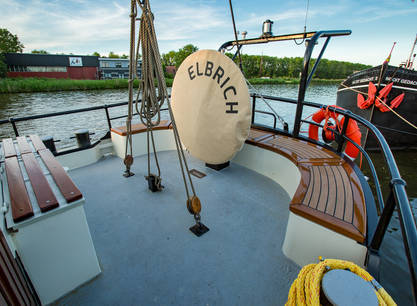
left=0, top=28, right=24, bottom=53
left=0, top=54, right=6, bottom=78
left=31, top=49, right=48, bottom=54
left=121, top=54, right=128, bottom=59
left=108, top=51, right=120, bottom=58
left=92, top=51, right=101, bottom=57
left=162, top=50, right=176, bottom=66
left=173, top=44, right=198, bottom=68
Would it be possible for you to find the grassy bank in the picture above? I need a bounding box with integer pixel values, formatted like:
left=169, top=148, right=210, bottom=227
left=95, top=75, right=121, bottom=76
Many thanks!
left=0, top=77, right=342, bottom=94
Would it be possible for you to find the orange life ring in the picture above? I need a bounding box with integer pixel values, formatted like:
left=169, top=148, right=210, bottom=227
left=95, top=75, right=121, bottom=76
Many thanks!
left=308, top=105, right=361, bottom=159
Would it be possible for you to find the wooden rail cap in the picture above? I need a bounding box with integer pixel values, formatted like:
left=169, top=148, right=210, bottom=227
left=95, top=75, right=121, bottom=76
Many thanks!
left=111, top=120, right=171, bottom=136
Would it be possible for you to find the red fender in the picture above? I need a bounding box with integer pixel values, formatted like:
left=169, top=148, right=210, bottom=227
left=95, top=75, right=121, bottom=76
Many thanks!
left=357, top=82, right=376, bottom=109
left=378, top=82, right=393, bottom=99
left=390, top=93, right=405, bottom=109
left=308, top=105, right=361, bottom=160
left=357, top=93, right=366, bottom=109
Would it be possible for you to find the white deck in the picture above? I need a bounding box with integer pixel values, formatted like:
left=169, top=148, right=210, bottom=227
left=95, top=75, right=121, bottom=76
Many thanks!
left=57, top=150, right=300, bottom=305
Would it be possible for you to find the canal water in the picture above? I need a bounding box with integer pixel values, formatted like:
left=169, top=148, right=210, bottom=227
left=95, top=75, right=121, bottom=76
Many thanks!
left=0, top=84, right=416, bottom=303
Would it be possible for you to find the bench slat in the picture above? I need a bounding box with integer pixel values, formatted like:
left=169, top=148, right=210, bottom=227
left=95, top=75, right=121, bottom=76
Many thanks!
left=316, top=166, right=329, bottom=212
left=38, top=149, right=82, bottom=203
left=4, top=157, right=34, bottom=222
left=2, top=138, right=16, bottom=158
left=21, top=153, right=59, bottom=212
left=29, top=135, right=46, bottom=152
left=16, top=136, right=32, bottom=155
left=325, top=166, right=337, bottom=215
left=340, top=166, right=354, bottom=223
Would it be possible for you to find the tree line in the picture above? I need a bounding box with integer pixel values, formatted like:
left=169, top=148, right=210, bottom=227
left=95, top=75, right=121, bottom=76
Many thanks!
left=161, top=44, right=371, bottom=79
left=1, top=27, right=371, bottom=80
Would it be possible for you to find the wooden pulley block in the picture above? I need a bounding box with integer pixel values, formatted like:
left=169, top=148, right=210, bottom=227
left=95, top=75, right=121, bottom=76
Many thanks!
left=187, top=195, right=201, bottom=215
left=124, top=155, right=134, bottom=167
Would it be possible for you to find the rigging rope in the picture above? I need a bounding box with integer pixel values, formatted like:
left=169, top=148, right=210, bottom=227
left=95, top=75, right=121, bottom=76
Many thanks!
left=124, top=0, right=203, bottom=226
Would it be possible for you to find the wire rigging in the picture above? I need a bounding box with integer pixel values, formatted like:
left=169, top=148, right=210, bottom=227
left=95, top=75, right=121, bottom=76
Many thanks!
left=294, top=0, right=310, bottom=45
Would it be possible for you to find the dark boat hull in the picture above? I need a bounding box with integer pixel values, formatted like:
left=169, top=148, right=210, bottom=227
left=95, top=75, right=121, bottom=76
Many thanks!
left=336, top=65, right=417, bottom=149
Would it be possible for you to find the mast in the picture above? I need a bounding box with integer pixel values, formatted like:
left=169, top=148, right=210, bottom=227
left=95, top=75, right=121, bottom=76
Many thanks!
left=406, top=34, right=417, bottom=69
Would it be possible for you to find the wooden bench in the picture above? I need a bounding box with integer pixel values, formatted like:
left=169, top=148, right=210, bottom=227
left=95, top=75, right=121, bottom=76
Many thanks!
left=1, top=135, right=82, bottom=223
left=246, top=128, right=367, bottom=243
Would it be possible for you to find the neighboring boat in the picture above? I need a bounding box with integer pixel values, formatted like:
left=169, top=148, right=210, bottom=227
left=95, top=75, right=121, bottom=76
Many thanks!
left=0, top=2, right=416, bottom=305
left=336, top=37, right=417, bottom=150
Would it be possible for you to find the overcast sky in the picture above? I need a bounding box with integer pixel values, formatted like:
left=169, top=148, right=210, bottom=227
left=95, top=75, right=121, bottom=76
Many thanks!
left=1, top=0, right=416, bottom=66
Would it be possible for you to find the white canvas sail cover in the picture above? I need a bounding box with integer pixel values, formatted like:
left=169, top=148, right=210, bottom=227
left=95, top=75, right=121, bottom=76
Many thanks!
left=171, top=50, right=251, bottom=164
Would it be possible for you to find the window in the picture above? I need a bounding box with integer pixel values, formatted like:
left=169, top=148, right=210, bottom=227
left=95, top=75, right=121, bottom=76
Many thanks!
left=101, top=62, right=110, bottom=68
left=115, top=62, right=122, bottom=68
left=26, top=66, right=67, bottom=72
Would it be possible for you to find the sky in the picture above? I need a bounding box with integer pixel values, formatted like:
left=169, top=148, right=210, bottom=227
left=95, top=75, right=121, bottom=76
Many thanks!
left=1, top=0, right=416, bottom=66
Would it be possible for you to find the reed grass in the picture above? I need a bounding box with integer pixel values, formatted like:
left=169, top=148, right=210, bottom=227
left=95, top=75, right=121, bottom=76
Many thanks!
left=0, top=77, right=339, bottom=94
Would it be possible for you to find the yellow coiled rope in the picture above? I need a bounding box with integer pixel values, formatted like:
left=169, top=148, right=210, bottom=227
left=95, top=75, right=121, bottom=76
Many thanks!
left=286, top=258, right=396, bottom=306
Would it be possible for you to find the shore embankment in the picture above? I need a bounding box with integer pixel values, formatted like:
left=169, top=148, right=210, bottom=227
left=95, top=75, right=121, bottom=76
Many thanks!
left=0, top=77, right=341, bottom=94
left=0, top=77, right=342, bottom=94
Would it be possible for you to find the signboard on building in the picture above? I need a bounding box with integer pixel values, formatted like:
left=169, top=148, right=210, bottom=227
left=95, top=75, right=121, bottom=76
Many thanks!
left=69, top=57, right=83, bottom=67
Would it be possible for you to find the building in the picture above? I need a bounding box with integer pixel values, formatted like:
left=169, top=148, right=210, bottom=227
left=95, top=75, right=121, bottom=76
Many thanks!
left=165, top=65, right=177, bottom=76
left=5, top=53, right=99, bottom=79
left=99, top=58, right=142, bottom=79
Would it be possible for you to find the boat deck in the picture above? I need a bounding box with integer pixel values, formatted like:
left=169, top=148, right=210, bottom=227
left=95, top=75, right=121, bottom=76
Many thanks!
left=57, top=150, right=300, bottom=305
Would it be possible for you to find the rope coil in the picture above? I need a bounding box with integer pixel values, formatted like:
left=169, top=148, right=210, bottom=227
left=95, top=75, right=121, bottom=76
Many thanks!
left=286, top=258, right=396, bottom=306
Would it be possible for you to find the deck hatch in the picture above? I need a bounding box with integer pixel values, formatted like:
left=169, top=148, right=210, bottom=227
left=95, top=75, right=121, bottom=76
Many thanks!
left=189, top=169, right=206, bottom=178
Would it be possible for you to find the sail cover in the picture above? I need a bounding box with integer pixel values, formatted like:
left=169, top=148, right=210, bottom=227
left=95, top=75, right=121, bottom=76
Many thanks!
left=171, top=50, right=251, bottom=164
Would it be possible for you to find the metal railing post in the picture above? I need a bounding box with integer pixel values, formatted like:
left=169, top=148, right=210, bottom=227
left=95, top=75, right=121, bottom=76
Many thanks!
left=251, top=95, right=256, bottom=125
left=337, top=113, right=350, bottom=153
left=369, top=188, right=397, bottom=251
left=10, top=118, right=19, bottom=137
left=104, top=105, right=112, bottom=130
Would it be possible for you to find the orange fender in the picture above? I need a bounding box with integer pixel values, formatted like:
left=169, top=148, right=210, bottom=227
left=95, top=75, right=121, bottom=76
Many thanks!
left=339, top=117, right=361, bottom=159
